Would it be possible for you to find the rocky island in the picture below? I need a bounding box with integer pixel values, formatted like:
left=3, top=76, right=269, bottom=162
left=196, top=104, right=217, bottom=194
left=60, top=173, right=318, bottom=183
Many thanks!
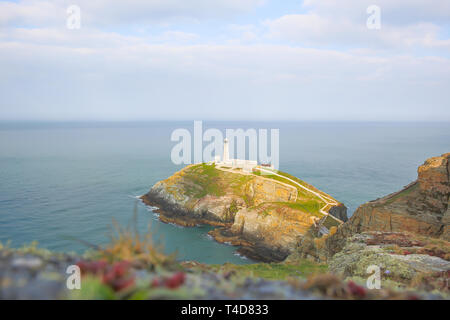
left=141, top=163, right=347, bottom=262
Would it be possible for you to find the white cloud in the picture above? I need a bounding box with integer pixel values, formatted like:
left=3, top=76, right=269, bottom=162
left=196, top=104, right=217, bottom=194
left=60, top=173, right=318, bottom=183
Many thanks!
left=0, top=0, right=449, bottom=121
left=302, top=0, right=450, bottom=24
left=0, top=0, right=63, bottom=27
left=264, top=0, right=450, bottom=53
left=1, top=30, right=449, bottom=121
left=265, top=14, right=450, bottom=51
left=155, top=31, right=199, bottom=43
left=226, top=24, right=261, bottom=44
left=0, top=0, right=265, bottom=27
left=0, top=27, right=144, bottom=48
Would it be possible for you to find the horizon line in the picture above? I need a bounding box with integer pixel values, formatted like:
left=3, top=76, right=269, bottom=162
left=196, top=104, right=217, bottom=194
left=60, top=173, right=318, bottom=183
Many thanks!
left=1, top=119, right=450, bottom=124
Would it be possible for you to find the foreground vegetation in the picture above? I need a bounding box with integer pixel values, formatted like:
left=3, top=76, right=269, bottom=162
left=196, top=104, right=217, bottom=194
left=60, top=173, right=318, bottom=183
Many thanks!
left=0, top=221, right=445, bottom=300
left=206, top=260, right=328, bottom=281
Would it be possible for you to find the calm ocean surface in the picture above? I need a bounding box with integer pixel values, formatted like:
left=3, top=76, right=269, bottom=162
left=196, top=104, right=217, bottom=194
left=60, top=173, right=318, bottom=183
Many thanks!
left=0, top=121, right=449, bottom=264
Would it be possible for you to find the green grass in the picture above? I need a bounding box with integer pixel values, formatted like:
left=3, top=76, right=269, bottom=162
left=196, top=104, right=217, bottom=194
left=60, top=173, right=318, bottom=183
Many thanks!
left=252, top=169, right=328, bottom=216
left=252, top=170, right=300, bottom=190
left=182, top=164, right=256, bottom=200
left=385, top=183, right=418, bottom=205
left=252, top=169, right=332, bottom=204
left=282, top=201, right=325, bottom=217
left=256, top=169, right=309, bottom=189
left=276, top=170, right=338, bottom=201
left=231, top=175, right=254, bottom=195
left=211, top=260, right=328, bottom=281
left=322, top=215, right=341, bottom=229
left=180, top=165, right=335, bottom=223
left=182, top=164, right=226, bottom=198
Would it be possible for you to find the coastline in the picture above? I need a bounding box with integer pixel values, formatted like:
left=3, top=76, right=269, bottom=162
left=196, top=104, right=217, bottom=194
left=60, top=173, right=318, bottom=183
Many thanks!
left=140, top=191, right=290, bottom=262
left=140, top=192, right=232, bottom=228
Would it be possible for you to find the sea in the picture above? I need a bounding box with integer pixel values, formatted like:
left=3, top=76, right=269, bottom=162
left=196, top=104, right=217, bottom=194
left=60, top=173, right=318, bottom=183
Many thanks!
left=0, top=121, right=449, bottom=264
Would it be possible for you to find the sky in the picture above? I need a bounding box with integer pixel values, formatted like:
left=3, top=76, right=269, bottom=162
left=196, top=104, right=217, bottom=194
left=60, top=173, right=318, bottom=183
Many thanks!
left=0, top=0, right=449, bottom=121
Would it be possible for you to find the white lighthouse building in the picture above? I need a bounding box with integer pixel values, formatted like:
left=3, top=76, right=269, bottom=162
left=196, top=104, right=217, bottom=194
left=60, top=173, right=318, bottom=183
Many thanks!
left=215, top=138, right=258, bottom=172
left=223, top=138, right=230, bottom=163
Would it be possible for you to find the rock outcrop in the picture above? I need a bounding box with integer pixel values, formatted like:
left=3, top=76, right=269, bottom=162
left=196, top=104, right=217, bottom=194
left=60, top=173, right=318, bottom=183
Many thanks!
left=2, top=246, right=440, bottom=300
left=329, top=204, right=348, bottom=222
left=141, top=164, right=346, bottom=262
left=327, top=232, right=449, bottom=291
left=226, top=204, right=319, bottom=261
left=348, top=153, right=450, bottom=240
left=293, top=153, right=450, bottom=292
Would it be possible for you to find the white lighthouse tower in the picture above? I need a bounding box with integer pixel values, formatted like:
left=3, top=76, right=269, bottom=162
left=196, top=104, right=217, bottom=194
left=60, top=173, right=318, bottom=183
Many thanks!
left=214, top=137, right=258, bottom=172
left=223, top=138, right=230, bottom=163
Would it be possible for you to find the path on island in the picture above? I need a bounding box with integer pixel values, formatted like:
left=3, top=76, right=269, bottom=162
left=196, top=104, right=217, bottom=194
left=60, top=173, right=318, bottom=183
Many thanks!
left=215, top=165, right=299, bottom=202
left=214, top=164, right=344, bottom=225
left=253, top=167, right=344, bottom=225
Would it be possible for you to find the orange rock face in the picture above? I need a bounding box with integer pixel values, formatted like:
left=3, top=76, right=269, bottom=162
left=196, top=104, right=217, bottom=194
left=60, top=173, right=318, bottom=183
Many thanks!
left=418, top=153, right=450, bottom=194
left=349, top=153, right=450, bottom=240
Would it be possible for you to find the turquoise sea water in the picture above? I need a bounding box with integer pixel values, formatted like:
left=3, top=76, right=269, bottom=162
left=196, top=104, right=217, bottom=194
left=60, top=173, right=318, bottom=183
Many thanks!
left=0, top=121, right=449, bottom=264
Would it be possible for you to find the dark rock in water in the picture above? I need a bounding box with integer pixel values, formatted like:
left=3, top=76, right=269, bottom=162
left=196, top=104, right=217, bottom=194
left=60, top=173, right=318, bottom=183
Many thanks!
left=328, top=204, right=348, bottom=222
left=236, top=245, right=290, bottom=263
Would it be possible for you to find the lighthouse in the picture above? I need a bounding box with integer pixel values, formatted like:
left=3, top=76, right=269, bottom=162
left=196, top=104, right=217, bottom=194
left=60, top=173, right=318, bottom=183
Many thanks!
left=215, top=137, right=258, bottom=172
left=223, top=138, right=230, bottom=162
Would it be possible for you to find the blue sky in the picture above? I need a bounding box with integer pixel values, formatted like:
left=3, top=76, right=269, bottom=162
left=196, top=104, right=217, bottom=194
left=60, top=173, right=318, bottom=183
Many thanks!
left=0, top=0, right=449, bottom=121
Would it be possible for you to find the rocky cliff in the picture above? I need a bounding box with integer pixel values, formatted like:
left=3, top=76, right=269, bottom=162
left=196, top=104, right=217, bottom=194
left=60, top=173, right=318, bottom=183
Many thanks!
left=141, top=164, right=346, bottom=262
left=292, top=153, right=450, bottom=291
left=348, top=153, right=450, bottom=240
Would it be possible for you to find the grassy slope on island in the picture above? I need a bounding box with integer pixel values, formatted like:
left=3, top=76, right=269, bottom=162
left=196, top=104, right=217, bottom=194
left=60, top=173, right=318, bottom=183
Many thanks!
left=166, top=163, right=340, bottom=219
